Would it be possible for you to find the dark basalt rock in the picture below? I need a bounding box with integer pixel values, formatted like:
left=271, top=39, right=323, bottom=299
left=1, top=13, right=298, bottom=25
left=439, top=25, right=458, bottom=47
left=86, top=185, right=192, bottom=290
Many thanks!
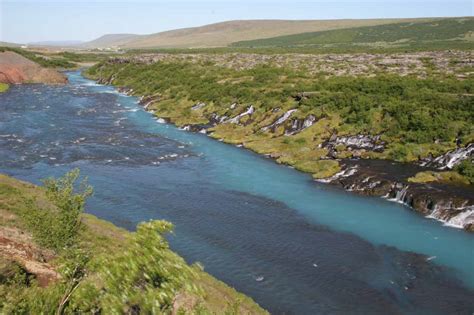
left=321, top=134, right=386, bottom=158
left=180, top=124, right=211, bottom=134
left=325, top=159, right=474, bottom=230
left=117, top=86, right=133, bottom=95
left=322, top=134, right=386, bottom=152
left=106, top=57, right=131, bottom=65
left=139, top=93, right=161, bottom=109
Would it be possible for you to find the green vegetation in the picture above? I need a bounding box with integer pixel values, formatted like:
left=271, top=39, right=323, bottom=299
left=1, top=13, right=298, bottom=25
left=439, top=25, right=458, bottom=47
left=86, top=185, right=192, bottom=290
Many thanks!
left=408, top=170, right=470, bottom=185
left=0, top=83, right=8, bottom=93
left=0, top=47, right=112, bottom=69
left=85, top=56, right=473, bottom=179
left=0, top=172, right=266, bottom=314
left=57, top=51, right=115, bottom=64
left=21, top=169, right=93, bottom=251
left=232, top=18, right=474, bottom=51
left=0, top=46, right=76, bottom=68
left=455, top=159, right=474, bottom=184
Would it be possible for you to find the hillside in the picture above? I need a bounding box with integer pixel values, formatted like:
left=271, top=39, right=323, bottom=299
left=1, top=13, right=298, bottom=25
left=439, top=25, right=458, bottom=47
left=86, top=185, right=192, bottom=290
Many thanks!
left=28, top=40, right=84, bottom=47
left=0, top=51, right=67, bottom=84
left=232, top=17, right=474, bottom=50
left=81, top=33, right=142, bottom=49
left=82, top=18, right=436, bottom=49
left=0, top=42, right=20, bottom=47
left=0, top=172, right=267, bottom=314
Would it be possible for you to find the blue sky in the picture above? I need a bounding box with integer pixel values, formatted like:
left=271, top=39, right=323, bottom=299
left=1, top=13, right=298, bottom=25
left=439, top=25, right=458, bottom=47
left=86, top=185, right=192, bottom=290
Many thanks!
left=0, top=0, right=472, bottom=43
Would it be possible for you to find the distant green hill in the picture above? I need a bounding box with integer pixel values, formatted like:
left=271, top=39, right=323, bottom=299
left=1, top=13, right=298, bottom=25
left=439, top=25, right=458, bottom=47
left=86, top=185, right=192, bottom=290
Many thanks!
left=81, top=18, right=436, bottom=49
left=231, top=17, right=474, bottom=50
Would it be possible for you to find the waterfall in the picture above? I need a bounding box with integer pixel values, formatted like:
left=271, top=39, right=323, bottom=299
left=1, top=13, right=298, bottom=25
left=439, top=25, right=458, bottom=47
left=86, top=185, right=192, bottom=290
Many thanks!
left=191, top=102, right=206, bottom=110
left=427, top=204, right=474, bottom=230
left=445, top=208, right=474, bottom=229
left=315, top=166, right=358, bottom=183
left=262, top=109, right=297, bottom=131
left=390, top=185, right=409, bottom=204
left=422, top=143, right=473, bottom=169
left=226, top=105, right=255, bottom=124
left=285, top=114, right=316, bottom=135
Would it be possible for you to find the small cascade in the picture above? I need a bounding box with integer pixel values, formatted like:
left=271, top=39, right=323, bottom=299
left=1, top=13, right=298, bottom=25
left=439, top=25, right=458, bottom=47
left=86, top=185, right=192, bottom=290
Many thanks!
left=427, top=203, right=474, bottom=230
left=226, top=105, right=255, bottom=124
left=390, top=185, right=409, bottom=204
left=446, top=208, right=474, bottom=229
left=315, top=166, right=358, bottom=183
left=421, top=143, right=473, bottom=169
left=285, top=114, right=317, bottom=135
left=262, top=109, right=297, bottom=132
left=191, top=102, right=206, bottom=111
left=427, top=204, right=445, bottom=220
left=334, top=135, right=385, bottom=151
left=322, top=134, right=385, bottom=154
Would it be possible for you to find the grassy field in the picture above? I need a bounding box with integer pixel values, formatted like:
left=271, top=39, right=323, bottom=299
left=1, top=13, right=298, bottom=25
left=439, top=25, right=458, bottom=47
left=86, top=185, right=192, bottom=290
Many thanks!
left=85, top=52, right=474, bottom=181
left=232, top=17, right=474, bottom=51
left=0, top=172, right=267, bottom=314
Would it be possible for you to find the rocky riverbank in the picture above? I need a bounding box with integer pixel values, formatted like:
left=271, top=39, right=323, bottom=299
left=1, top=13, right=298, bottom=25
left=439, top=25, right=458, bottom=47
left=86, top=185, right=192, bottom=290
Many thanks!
left=103, top=84, right=474, bottom=231
left=320, top=159, right=474, bottom=231
left=84, top=50, right=473, bottom=231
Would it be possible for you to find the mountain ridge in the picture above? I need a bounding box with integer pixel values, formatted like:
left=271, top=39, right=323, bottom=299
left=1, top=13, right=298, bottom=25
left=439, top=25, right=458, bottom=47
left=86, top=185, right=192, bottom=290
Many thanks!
left=81, top=17, right=440, bottom=49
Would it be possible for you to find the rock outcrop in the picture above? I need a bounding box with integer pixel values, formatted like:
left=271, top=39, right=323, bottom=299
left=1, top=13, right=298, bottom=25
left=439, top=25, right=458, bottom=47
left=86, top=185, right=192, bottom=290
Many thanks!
left=0, top=51, right=67, bottom=85
left=321, top=134, right=386, bottom=158
left=320, top=159, right=474, bottom=231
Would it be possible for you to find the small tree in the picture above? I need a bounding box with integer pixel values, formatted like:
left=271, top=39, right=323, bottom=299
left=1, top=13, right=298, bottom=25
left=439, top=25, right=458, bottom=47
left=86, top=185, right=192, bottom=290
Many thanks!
left=23, top=169, right=93, bottom=251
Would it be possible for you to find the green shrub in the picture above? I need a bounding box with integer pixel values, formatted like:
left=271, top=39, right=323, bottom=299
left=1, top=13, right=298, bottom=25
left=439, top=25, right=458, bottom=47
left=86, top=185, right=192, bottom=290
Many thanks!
left=456, top=159, right=474, bottom=184
left=21, top=169, right=93, bottom=251
left=70, top=220, right=199, bottom=313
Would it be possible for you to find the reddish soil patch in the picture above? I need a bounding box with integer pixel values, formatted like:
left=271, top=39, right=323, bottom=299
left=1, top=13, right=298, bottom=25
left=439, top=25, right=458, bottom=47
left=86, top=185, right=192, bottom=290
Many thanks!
left=0, top=51, right=67, bottom=85
left=0, top=226, right=59, bottom=287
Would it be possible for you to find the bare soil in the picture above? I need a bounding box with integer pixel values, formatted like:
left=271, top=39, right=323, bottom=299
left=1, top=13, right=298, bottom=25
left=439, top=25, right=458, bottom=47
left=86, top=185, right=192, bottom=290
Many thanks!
left=0, top=51, right=67, bottom=85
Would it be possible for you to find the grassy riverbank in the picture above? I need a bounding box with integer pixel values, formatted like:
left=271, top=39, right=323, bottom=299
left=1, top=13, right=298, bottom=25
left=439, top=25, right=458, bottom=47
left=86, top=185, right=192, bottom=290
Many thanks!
left=84, top=51, right=474, bottom=182
left=0, top=172, right=267, bottom=314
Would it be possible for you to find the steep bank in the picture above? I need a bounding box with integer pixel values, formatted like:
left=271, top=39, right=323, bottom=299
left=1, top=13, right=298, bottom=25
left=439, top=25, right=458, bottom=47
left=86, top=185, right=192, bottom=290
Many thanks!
left=0, top=173, right=267, bottom=314
left=0, top=51, right=67, bottom=84
left=84, top=52, right=474, bottom=231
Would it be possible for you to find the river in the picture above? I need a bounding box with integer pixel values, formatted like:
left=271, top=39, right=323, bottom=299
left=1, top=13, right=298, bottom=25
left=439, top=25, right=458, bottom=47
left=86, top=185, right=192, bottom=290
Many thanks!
left=0, top=71, right=473, bottom=314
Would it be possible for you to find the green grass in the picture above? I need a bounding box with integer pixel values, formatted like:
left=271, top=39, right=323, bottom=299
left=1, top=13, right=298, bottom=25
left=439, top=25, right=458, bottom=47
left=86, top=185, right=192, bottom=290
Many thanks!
left=0, top=83, right=8, bottom=93
left=408, top=171, right=470, bottom=185
left=231, top=17, right=474, bottom=50
left=0, top=173, right=267, bottom=314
